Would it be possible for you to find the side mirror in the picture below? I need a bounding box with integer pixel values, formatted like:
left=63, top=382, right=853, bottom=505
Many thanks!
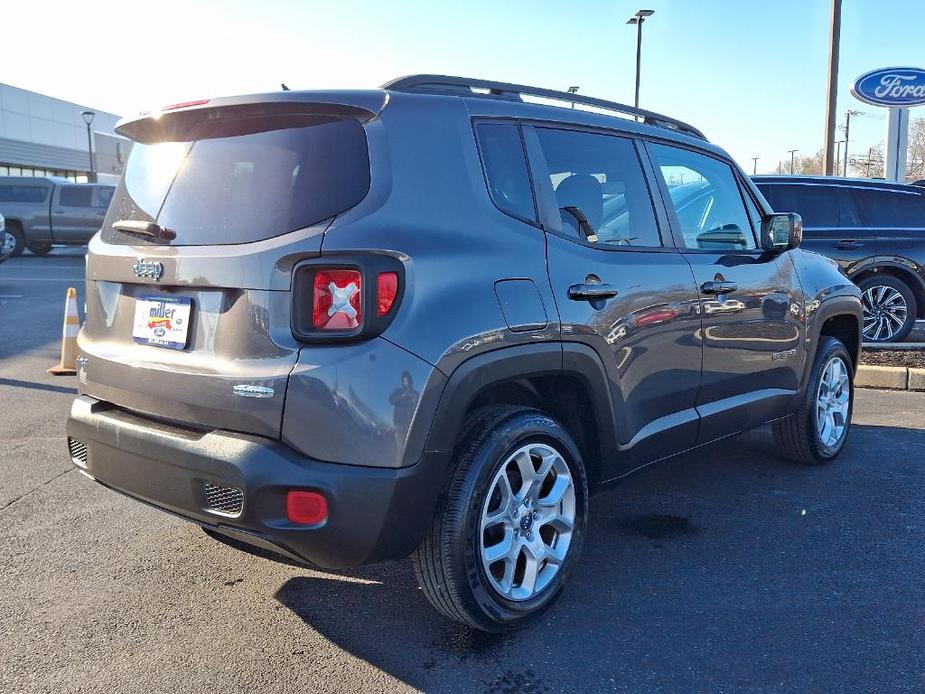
left=761, top=213, right=802, bottom=252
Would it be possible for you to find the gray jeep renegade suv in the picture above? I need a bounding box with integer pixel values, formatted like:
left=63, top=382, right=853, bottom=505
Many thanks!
left=67, top=75, right=862, bottom=632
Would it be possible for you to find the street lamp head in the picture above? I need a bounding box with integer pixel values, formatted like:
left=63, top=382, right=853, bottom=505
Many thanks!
left=626, top=17, right=638, bottom=24
left=636, top=9, right=655, bottom=17
left=81, top=110, right=95, bottom=126
left=567, top=86, right=580, bottom=94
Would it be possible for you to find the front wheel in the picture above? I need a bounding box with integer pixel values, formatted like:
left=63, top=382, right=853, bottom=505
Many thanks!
left=413, top=407, right=589, bottom=632
left=773, top=336, right=854, bottom=465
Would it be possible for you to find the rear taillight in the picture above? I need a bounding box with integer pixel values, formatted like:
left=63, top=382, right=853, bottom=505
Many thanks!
left=294, top=259, right=403, bottom=341
left=377, top=272, right=399, bottom=316
left=313, top=270, right=362, bottom=330
left=286, top=490, right=328, bottom=525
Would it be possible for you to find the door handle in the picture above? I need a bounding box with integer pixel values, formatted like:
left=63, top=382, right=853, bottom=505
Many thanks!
left=701, top=280, right=738, bottom=295
left=835, top=240, right=862, bottom=250
left=568, top=283, right=620, bottom=301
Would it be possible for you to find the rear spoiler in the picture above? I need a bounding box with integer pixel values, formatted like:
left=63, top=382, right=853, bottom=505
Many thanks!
left=116, top=90, right=387, bottom=144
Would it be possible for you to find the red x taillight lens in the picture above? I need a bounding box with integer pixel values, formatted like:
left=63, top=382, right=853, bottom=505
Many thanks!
left=313, top=270, right=362, bottom=330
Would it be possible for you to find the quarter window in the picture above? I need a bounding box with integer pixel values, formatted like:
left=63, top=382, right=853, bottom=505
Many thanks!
left=851, top=188, right=925, bottom=228
left=650, top=144, right=756, bottom=251
left=474, top=123, right=536, bottom=223
left=534, top=128, right=661, bottom=247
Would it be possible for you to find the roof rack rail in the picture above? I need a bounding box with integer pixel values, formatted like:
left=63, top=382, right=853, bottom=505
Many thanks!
left=381, top=74, right=707, bottom=141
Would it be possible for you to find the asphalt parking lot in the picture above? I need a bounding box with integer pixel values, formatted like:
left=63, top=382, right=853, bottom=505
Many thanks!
left=1, top=250, right=923, bottom=693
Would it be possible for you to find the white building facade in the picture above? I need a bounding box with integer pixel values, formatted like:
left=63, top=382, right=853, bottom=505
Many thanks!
left=0, top=83, right=129, bottom=183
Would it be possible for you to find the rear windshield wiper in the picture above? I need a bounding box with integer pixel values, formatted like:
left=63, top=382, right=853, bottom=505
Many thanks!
left=111, top=220, right=177, bottom=242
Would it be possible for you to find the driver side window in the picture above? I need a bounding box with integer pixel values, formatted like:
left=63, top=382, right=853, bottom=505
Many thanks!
left=650, top=144, right=757, bottom=251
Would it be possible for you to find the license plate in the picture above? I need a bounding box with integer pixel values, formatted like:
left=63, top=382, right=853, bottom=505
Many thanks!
left=132, top=296, right=192, bottom=350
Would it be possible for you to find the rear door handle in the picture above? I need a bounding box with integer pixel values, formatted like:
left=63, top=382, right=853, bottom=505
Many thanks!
left=568, top=283, right=620, bottom=301
left=701, top=280, right=738, bottom=295
left=835, top=240, right=863, bottom=250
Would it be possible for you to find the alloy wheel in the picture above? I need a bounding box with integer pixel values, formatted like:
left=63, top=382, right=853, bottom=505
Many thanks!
left=816, top=355, right=850, bottom=448
left=0, top=230, right=15, bottom=256
left=861, top=284, right=908, bottom=342
left=479, top=443, right=576, bottom=602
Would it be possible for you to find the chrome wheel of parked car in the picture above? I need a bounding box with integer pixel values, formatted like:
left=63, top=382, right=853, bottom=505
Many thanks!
left=816, top=355, right=850, bottom=448
left=479, top=442, right=576, bottom=602
left=1, top=230, right=15, bottom=257
left=861, top=284, right=908, bottom=342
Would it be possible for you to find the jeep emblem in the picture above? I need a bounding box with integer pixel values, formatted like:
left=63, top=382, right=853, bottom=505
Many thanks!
left=133, top=259, right=163, bottom=280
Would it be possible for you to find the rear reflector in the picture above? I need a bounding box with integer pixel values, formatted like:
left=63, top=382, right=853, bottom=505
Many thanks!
left=313, top=270, right=362, bottom=330
left=286, top=490, right=328, bottom=525
left=377, top=272, right=399, bottom=316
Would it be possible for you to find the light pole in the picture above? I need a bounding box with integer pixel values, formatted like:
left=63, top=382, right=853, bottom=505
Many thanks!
left=751, top=157, right=759, bottom=175
left=788, top=149, right=798, bottom=174
left=567, top=86, right=579, bottom=109
left=822, top=0, right=842, bottom=175
left=835, top=140, right=846, bottom=175
left=80, top=110, right=95, bottom=182
left=626, top=9, right=654, bottom=109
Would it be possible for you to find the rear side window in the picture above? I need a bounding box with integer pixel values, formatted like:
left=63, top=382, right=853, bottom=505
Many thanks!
left=851, top=188, right=925, bottom=228
left=534, top=128, right=661, bottom=247
left=97, top=186, right=115, bottom=208
left=475, top=123, right=536, bottom=223
left=0, top=185, right=48, bottom=203
left=103, top=115, right=370, bottom=246
left=59, top=186, right=94, bottom=207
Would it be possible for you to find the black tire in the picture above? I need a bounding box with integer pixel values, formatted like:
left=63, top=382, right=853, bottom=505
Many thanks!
left=5, top=221, right=25, bottom=257
left=412, top=406, right=589, bottom=632
left=773, top=336, right=854, bottom=465
left=857, top=275, right=917, bottom=343
left=27, top=240, right=53, bottom=256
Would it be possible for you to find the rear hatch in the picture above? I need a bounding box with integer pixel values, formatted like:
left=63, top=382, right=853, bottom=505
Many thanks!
left=79, top=96, right=378, bottom=437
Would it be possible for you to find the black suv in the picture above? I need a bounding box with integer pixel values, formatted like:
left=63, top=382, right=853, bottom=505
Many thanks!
left=754, top=175, right=925, bottom=342
left=67, top=76, right=861, bottom=632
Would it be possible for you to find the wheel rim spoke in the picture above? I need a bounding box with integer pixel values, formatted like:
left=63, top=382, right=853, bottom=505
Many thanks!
left=479, top=442, right=576, bottom=602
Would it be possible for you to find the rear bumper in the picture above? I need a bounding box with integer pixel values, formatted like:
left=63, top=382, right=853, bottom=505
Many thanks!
left=67, top=396, right=449, bottom=569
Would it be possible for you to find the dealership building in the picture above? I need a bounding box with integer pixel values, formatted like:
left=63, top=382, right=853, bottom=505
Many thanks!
left=0, top=83, right=129, bottom=184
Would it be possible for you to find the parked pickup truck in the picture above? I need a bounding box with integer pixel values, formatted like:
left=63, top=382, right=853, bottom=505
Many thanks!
left=0, top=176, right=115, bottom=256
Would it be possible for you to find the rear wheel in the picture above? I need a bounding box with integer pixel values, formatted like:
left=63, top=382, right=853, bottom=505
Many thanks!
left=1, top=229, right=16, bottom=258
left=773, top=336, right=853, bottom=465
left=413, top=407, right=589, bottom=632
left=858, top=275, right=916, bottom=343
left=27, top=240, right=53, bottom=256
left=5, top=222, right=25, bottom=257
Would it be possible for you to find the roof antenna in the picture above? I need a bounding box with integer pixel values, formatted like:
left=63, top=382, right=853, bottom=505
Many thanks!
left=281, top=83, right=290, bottom=91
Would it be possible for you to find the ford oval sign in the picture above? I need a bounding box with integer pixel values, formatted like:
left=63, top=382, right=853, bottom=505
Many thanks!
left=851, top=67, right=925, bottom=108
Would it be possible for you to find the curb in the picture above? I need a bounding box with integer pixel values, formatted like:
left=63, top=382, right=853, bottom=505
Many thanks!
left=856, top=365, right=925, bottom=391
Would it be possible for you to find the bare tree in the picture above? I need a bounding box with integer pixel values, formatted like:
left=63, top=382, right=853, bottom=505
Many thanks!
left=795, top=148, right=826, bottom=175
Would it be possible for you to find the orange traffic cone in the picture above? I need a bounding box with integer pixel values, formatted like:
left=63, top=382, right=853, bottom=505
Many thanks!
left=48, top=287, right=80, bottom=375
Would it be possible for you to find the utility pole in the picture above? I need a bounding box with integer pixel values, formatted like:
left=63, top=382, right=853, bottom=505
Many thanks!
left=823, top=0, right=842, bottom=175
left=843, top=110, right=862, bottom=179
left=788, top=149, right=799, bottom=174
left=626, top=10, right=654, bottom=109
left=751, top=157, right=759, bottom=175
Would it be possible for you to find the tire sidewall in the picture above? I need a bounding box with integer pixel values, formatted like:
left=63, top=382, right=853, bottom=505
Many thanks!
left=858, top=276, right=916, bottom=342
left=807, top=339, right=854, bottom=459
left=453, top=412, right=588, bottom=630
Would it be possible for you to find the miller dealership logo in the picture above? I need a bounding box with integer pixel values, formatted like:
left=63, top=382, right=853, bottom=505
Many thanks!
left=132, top=258, right=163, bottom=280
left=851, top=67, right=925, bottom=108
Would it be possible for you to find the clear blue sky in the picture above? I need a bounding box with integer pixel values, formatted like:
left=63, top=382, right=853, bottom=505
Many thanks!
left=4, top=0, right=923, bottom=172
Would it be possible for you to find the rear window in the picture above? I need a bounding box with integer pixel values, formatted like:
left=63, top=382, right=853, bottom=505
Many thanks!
left=103, top=115, right=370, bottom=246
left=0, top=185, right=48, bottom=203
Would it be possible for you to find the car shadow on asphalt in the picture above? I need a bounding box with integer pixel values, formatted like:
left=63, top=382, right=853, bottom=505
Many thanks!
left=273, top=423, right=924, bottom=691
left=0, top=377, right=77, bottom=395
